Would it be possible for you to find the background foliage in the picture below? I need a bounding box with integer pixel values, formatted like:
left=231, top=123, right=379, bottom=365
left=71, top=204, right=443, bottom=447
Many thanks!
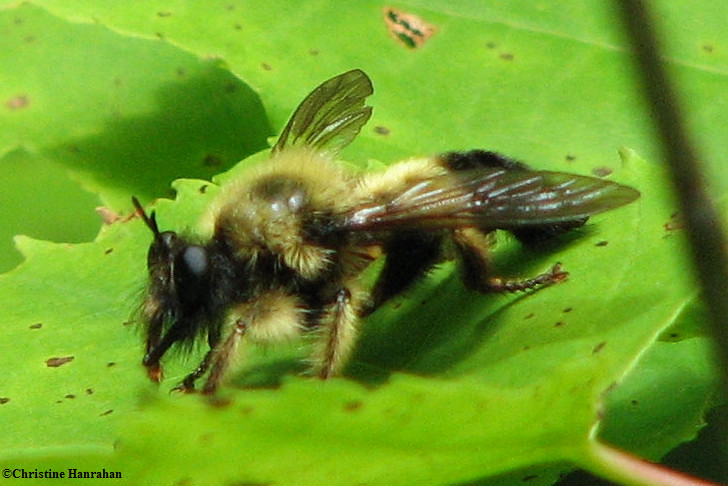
left=1, top=1, right=726, bottom=484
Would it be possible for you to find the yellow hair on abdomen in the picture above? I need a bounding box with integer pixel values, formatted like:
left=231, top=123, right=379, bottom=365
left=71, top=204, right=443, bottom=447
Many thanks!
left=355, top=156, right=447, bottom=201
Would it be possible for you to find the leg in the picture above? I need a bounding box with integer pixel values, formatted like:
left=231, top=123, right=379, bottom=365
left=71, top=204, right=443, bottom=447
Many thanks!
left=173, top=324, right=222, bottom=392
left=201, top=319, right=248, bottom=395
left=190, top=291, right=304, bottom=393
left=174, top=349, right=216, bottom=393
left=453, top=227, right=567, bottom=294
left=363, top=230, right=443, bottom=316
left=484, top=263, right=567, bottom=292
left=311, top=287, right=364, bottom=379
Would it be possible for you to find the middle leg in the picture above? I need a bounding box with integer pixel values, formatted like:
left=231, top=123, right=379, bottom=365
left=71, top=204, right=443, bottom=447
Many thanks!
left=363, top=230, right=444, bottom=316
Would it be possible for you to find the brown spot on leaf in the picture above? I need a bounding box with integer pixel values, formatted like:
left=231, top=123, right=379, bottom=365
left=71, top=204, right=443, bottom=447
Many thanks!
left=203, top=153, right=223, bottom=167
left=343, top=400, right=363, bottom=412
left=65, top=394, right=76, bottom=399
left=664, top=212, right=684, bottom=231
left=208, top=396, right=232, bottom=408
left=239, top=405, right=254, bottom=416
left=592, top=342, right=606, bottom=354
left=157, top=11, right=172, bottom=17
left=86, top=388, right=94, bottom=395
left=6, top=95, right=29, bottom=110
left=0, top=398, right=9, bottom=404
left=595, top=240, right=608, bottom=247
left=499, top=52, right=514, bottom=61
left=100, top=409, right=113, bottom=416
left=565, top=154, right=577, bottom=162
left=591, top=166, right=613, bottom=177
left=199, top=184, right=209, bottom=194
left=198, top=432, right=215, bottom=444
left=46, top=356, right=74, bottom=368
left=105, top=248, right=114, bottom=255
left=562, top=307, right=573, bottom=313
left=374, top=125, right=390, bottom=136
left=107, top=362, right=116, bottom=368
left=29, top=322, right=42, bottom=329
left=383, top=7, right=437, bottom=49
left=261, top=63, right=272, bottom=71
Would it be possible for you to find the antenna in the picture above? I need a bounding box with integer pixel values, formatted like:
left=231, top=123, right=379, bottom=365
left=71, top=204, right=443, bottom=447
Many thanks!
left=131, top=196, right=161, bottom=237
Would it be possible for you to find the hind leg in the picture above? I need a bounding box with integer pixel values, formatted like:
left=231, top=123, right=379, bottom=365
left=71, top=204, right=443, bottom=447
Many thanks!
left=452, top=227, right=567, bottom=293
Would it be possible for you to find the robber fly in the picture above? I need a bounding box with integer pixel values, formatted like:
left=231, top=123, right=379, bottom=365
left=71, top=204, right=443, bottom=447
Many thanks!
left=132, top=69, right=639, bottom=393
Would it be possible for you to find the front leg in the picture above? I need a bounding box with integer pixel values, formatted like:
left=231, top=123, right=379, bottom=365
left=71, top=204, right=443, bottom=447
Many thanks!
left=173, top=325, right=223, bottom=393
left=200, top=319, right=248, bottom=394
left=184, top=291, right=305, bottom=394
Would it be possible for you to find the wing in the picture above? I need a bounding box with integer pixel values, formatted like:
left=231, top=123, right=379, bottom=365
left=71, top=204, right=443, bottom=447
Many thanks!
left=272, top=69, right=374, bottom=155
left=345, top=168, right=640, bottom=231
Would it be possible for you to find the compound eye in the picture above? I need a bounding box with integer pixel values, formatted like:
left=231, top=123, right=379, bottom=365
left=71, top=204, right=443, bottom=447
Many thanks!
left=183, top=245, right=208, bottom=277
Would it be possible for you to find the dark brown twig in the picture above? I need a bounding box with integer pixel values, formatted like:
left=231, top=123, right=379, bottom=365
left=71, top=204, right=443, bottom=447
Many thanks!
left=616, top=0, right=728, bottom=481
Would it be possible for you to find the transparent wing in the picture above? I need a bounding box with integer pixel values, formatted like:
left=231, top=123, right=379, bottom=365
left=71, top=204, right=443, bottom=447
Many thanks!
left=345, top=168, right=640, bottom=231
left=272, top=69, right=374, bottom=155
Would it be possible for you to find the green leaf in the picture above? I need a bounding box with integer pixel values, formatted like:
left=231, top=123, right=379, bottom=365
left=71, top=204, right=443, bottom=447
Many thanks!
left=0, top=1, right=724, bottom=485
left=0, top=2, right=271, bottom=271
